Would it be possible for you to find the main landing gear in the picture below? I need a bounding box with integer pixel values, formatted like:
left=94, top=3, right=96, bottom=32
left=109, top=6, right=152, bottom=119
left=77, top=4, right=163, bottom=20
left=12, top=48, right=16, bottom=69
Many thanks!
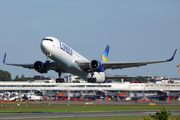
left=88, top=78, right=96, bottom=83
left=88, top=72, right=96, bottom=83
left=56, top=72, right=64, bottom=83
left=56, top=78, right=64, bottom=83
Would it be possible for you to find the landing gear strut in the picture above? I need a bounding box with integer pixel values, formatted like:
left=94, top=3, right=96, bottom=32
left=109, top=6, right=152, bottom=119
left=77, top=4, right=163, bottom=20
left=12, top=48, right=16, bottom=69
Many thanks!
left=88, top=72, right=96, bottom=83
left=45, top=53, right=51, bottom=59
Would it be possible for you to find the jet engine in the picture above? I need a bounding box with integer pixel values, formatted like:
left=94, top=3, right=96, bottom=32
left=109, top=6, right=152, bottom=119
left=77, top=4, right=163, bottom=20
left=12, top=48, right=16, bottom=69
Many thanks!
left=34, top=61, right=47, bottom=74
left=89, top=60, right=104, bottom=72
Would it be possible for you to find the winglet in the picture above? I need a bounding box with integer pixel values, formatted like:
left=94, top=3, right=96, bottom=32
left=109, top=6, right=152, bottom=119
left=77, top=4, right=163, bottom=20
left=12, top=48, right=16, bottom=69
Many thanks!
left=100, top=45, right=110, bottom=62
left=3, top=53, right=6, bottom=64
left=167, top=49, right=177, bottom=61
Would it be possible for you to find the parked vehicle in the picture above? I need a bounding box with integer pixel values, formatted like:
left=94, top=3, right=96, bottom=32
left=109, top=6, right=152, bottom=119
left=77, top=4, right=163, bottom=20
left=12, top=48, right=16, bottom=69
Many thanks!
left=25, top=92, right=43, bottom=101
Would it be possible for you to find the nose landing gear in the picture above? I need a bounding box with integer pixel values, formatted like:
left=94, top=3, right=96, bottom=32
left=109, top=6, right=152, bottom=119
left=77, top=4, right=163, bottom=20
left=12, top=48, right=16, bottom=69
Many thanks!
left=45, top=53, right=51, bottom=59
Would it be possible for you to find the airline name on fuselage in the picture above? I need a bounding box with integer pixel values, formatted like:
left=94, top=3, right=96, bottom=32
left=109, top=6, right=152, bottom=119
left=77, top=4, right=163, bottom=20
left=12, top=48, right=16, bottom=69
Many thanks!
left=60, top=41, right=73, bottom=56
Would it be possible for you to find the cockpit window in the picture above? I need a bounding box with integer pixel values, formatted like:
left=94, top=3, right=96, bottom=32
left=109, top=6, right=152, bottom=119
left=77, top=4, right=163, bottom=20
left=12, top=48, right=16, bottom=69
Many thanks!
left=42, top=38, right=53, bottom=42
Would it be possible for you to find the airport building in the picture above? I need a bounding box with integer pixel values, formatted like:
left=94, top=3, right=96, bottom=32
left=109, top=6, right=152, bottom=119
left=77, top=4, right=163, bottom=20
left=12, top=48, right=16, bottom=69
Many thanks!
left=0, top=81, right=180, bottom=100
left=0, top=75, right=180, bottom=101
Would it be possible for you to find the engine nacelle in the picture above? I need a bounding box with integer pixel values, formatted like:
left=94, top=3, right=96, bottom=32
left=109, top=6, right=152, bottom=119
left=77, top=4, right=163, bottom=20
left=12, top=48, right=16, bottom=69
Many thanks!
left=88, top=72, right=106, bottom=83
left=34, top=61, right=47, bottom=74
left=89, top=60, right=104, bottom=72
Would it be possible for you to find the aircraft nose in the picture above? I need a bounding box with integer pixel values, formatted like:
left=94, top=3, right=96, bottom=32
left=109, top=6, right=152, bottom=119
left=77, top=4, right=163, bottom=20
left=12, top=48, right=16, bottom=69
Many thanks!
left=40, top=40, right=49, bottom=54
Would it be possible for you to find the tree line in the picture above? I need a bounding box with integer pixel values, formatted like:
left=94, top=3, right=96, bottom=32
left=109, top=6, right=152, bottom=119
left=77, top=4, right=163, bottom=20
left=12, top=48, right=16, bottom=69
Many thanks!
left=0, top=69, right=34, bottom=81
left=0, top=69, right=146, bottom=82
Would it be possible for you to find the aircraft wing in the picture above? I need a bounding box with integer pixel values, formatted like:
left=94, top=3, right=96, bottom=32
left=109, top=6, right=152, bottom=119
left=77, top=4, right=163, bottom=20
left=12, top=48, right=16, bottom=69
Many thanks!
left=3, top=62, right=59, bottom=71
left=3, top=53, right=33, bottom=69
left=77, top=49, right=177, bottom=71
left=3, top=63, right=34, bottom=69
left=3, top=53, right=63, bottom=72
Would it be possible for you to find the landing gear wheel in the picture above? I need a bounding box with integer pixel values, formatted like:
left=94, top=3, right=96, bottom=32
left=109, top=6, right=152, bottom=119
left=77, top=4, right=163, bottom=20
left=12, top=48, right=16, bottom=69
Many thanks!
left=56, top=79, right=60, bottom=83
left=56, top=78, right=64, bottom=83
left=60, top=78, right=64, bottom=83
left=88, top=78, right=96, bottom=83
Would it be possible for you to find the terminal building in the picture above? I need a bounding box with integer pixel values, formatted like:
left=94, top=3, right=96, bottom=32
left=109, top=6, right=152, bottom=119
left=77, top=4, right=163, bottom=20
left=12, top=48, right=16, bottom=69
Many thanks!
left=0, top=75, right=180, bottom=101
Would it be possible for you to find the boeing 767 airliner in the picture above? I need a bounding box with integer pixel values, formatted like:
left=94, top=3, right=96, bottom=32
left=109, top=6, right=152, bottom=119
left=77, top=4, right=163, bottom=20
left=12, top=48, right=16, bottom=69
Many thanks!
left=3, top=37, right=177, bottom=83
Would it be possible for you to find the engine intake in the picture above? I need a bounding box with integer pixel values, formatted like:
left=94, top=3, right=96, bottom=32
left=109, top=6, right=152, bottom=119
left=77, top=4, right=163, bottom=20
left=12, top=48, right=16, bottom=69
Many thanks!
left=90, top=60, right=104, bottom=72
left=34, top=61, right=47, bottom=74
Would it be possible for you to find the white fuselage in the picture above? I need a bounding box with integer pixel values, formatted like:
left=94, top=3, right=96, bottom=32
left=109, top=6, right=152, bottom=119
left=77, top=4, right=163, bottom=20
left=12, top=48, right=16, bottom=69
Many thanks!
left=41, top=37, right=88, bottom=62
left=40, top=37, right=105, bottom=82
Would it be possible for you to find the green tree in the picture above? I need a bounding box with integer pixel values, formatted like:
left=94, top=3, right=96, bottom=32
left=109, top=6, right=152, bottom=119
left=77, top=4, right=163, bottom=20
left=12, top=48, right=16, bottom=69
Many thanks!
left=123, top=77, right=137, bottom=82
left=137, top=76, right=146, bottom=83
left=13, top=75, right=34, bottom=81
left=25, top=77, right=34, bottom=81
left=14, top=75, right=21, bottom=81
left=143, top=107, right=171, bottom=120
left=3, top=71, right=12, bottom=81
left=0, top=70, right=4, bottom=81
left=72, top=80, right=80, bottom=83
left=20, top=74, right=26, bottom=81
left=0, top=69, right=12, bottom=81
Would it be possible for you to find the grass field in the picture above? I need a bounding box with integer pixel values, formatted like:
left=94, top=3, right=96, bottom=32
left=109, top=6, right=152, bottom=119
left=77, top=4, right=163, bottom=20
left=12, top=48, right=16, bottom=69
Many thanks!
left=0, top=102, right=180, bottom=113
left=0, top=102, right=180, bottom=120
left=23, top=115, right=180, bottom=120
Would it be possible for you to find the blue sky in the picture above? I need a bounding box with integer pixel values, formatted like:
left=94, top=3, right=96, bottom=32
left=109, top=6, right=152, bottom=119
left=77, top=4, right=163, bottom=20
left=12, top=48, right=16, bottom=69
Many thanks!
left=0, top=0, right=180, bottom=79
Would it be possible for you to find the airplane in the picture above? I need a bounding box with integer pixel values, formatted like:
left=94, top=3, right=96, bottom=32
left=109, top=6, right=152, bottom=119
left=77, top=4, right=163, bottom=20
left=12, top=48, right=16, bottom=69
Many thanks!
left=3, top=36, right=177, bottom=83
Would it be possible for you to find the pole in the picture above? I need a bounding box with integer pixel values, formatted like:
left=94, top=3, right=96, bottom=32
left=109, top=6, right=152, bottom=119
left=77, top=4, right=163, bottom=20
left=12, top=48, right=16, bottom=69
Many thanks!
left=68, top=73, right=70, bottom=101
left=177, top=64, right=180, bottom=78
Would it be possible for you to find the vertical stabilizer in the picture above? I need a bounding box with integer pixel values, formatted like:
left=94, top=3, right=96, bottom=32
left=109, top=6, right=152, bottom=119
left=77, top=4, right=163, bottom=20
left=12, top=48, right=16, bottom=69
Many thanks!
left=100, top=45, right=110, bottom=62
